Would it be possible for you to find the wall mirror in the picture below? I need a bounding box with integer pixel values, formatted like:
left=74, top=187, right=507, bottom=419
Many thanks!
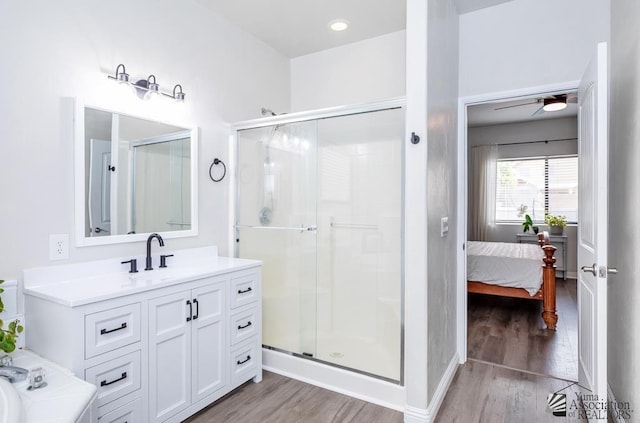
left=75, top=102, right=198, bottom=246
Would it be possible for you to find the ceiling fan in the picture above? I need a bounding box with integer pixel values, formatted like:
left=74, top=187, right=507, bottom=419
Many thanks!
left=494, top=94, right=577, bottom=116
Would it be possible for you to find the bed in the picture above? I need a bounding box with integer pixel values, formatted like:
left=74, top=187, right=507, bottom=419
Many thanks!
left=467, top=232, right=558, bottom=330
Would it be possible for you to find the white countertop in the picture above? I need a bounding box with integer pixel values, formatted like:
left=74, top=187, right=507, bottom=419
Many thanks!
left=23, top=247, right=261, bottom=307
left=8, top=349, right=97, bottom=423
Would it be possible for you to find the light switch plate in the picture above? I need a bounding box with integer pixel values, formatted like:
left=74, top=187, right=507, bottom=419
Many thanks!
left=441, top=217, right=449, bottom=237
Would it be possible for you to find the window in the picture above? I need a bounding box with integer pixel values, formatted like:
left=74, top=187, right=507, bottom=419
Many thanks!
left=495, top=156, right=578, bottom=223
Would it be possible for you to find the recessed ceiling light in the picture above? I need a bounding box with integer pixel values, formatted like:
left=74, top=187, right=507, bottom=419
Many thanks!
left=329, top=19, right=349, bottom=32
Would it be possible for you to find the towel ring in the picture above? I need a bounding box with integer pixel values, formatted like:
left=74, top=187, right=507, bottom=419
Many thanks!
left=209, top=158, right=226, bottom=182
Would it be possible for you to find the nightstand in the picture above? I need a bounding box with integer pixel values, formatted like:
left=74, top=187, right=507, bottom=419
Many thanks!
left=516, top=233, right=568, bottom=280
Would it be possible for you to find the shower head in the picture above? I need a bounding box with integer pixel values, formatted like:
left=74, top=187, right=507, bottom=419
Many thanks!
left=261, top=107, right=277, bottom=117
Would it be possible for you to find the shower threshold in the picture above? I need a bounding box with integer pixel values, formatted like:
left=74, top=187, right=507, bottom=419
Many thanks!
left=262, top=347, right=405, bottom=411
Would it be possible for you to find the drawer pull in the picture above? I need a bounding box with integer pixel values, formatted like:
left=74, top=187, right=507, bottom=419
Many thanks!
left=100, top=322, right=127, bottom=335
left=186, top=300, right=192, bottom=322
left=100, top=371, right=127, bottom=387
left=237, top=287, right=253, bottom=294
left=237, top=355, right=251, bottom=365
left=237, top=321, right=252, bottom=330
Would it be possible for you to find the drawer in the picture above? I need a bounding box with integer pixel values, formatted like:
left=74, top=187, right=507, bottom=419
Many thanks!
left=85, top=303, right=141, bottom=359
left=230, top=273, right=258, bottom=309
left=98, top=397, right=143, bottom=422
left=230, top=306, right=258, bottom=346
left=231, top=340, right=260, bottom=387
left=85, top=350, right=141, bottom=409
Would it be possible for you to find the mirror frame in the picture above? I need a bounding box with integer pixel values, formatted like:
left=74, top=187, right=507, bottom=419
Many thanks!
left=74, top=99, right=198, bottom=246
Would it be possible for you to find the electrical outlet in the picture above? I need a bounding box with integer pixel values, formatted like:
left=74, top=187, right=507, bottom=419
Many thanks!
left=49, top=234, right=69, bottom=260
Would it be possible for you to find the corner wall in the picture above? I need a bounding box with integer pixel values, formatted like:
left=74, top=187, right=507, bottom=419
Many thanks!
left=608, top=0, right=640, bottom=415
left=425, top=0, right=459, bottom=408
left=405, top=0, right=459, bottom=419
left=0, top=0, right=290, bottom=279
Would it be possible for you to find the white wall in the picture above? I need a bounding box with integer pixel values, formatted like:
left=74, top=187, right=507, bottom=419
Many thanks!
left=290, top=31, right=406, bottom=112
left=468, top=117, right=578, bottom=274
left=0, top=0, right=290, bottom=279
left=425, top=0, right=459, bottom=408
left=404, top=0, right=459, bottom=419
left=608, top=0, right=640, bottom=413
left=459, top=0, right=610, bottom=97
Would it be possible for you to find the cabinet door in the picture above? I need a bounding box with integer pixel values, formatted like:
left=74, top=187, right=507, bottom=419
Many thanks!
left=149, top=291, right=192, bottom=422
left=191, top=282, right=227, bottom=403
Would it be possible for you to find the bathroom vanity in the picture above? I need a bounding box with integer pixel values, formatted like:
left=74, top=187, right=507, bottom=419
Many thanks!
left=23, top=247, right=262, bottom=423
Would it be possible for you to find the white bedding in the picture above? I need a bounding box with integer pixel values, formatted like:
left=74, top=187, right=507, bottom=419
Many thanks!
left=467, top=241, right=544, bottom=296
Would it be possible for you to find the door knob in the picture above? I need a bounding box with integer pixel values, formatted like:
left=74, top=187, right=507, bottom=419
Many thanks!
left=581, top=263, right=597, bottom=276
left=581, top=263, right=618, bottom=276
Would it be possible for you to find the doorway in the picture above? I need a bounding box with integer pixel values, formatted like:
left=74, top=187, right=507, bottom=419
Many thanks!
left=456, top=84, right=580, bottom=383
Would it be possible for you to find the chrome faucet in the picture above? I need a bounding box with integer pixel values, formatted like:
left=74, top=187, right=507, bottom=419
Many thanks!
left=145, top=233, right=164, bottom=271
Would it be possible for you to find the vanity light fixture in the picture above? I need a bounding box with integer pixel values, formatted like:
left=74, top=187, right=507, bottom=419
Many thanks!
left=107, top=64, right=186, bottom=103
left=162, top=84, right=186, bottom=102
left=146, top=75, right=160, bottom=96
left=108, top=64, right=130, bottom=84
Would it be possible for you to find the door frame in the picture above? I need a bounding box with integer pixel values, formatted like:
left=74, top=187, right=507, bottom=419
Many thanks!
left=455, top=81, right=579, bottom=362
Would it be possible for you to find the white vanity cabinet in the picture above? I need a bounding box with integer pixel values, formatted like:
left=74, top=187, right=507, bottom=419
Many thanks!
left=24, top=250, right=261, bottom=423
left=25, top=294, right=146, bottom=420
left=148, top=278, right=227, bottom=422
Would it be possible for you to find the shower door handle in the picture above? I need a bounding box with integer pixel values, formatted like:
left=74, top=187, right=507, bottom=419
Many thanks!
left=236, top=224, right=317, bottom=233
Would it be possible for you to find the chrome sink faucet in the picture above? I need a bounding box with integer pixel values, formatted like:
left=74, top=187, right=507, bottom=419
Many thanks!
left=145, top=233, right=164, bottom=271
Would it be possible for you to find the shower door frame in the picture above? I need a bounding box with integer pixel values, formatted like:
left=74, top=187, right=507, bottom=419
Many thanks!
left=230, top=97, right=406, bottom=384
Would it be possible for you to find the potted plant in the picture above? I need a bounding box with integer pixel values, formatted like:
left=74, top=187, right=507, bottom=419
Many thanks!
left=0, top=279, right=23, bottom=353
left=545, top=213, right=568, bottom=235
left=521, top=214, right=534, bottom=233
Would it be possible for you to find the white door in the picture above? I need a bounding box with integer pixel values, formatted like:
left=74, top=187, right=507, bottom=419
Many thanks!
left=149, top=291, right=192, bottom=422
left=191, top=283, right=227, bottom=403
left=88, top=138, right=111, bottom=236
left=577, top=42, right=609, bottom=416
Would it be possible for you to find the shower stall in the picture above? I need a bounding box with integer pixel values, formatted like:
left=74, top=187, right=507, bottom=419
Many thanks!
left=234, top=101, right=404, bottom=383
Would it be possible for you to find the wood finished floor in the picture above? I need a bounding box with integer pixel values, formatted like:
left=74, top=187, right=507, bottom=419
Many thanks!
left=186, top=279, right=581, bottom=423
left=467, top=278, right=579, bottom=382
left=436, top=360, right=588, bottom=422
left=184, top=371, right=404, bottom=423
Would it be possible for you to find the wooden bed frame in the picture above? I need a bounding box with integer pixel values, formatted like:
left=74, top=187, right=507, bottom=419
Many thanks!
left=467, top=232, right=558, bottom=330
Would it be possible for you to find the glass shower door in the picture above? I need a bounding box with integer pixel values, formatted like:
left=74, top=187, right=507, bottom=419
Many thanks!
left=235, top=106, right=403, bottom=382
left=236, top=121, right=318, bottom=357
left=315, top=108, right=403, bottom=381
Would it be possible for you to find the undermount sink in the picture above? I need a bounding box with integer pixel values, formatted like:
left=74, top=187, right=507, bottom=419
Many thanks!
left=0, top=376, right=25, bottom=423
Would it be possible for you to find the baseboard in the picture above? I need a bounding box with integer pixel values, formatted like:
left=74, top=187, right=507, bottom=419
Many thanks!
left=404, top=405, right=430, bottom=423
left=566, top=271, right=577, bottom=280
left=608, top=384, right=627, bottom=423
left=426, top=352, right=460, bottom=421
left=403, top=352, right=460, bottom=423
left=262, top=348, right=405, bottom=411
